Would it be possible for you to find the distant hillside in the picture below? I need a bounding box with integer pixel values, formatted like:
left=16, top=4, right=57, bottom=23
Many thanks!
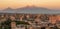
left=0, top=6, right=60, bottom=14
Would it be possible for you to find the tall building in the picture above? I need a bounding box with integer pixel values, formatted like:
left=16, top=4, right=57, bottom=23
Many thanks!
left=49, top=15, right=57, bottom=24
left=11, top=22, right=16, bottom=29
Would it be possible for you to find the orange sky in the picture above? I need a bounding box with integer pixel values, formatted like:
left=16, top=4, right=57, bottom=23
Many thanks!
left=0, top=0, right=60, bottom=9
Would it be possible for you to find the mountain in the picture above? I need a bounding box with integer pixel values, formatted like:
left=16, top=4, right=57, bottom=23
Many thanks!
left=0, top=6, right=60, bottom=14
left=2, top=7, right=16, bottom=11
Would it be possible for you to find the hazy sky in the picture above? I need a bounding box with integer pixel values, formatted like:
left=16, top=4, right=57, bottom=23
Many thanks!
left=0, top=0, right=60, bottom=9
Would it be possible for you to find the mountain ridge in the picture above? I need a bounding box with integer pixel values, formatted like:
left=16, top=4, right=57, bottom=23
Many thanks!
left=0, top=6, right=60, bottom=14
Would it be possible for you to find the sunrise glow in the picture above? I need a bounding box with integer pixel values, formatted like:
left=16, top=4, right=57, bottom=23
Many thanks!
left=0, top=0, right=60, bottom=9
